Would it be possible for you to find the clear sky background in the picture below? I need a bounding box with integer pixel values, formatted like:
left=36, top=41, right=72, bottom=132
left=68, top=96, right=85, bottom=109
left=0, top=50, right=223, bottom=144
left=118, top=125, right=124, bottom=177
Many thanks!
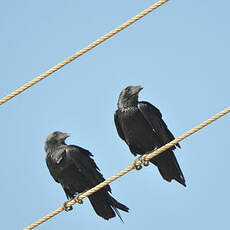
left=1, top=0, right=229, bottom=229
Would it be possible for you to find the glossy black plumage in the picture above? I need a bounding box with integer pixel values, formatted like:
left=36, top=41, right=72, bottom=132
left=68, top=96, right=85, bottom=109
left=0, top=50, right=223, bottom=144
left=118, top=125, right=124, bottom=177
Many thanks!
left=114, top=86, right=186, bottom=186
left=45, top=131, right=129, bottom=221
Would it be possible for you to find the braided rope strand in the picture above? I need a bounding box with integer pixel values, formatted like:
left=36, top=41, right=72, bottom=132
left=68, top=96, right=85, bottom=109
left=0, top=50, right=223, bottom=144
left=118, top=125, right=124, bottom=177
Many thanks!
left=0, top=0, right=169, bottom=106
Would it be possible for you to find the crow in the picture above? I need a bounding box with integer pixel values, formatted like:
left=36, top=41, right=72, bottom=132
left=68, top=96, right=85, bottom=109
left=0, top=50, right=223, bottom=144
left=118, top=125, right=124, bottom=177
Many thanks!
left=114, top=86, right=186, bottom=186
left=45, top=131, right=129, bottom=221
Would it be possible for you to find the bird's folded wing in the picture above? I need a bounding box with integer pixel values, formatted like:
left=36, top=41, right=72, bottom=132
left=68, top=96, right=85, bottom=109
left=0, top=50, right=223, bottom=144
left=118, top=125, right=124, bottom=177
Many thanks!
left=66, top=146, right=111, bottom=191
left=138, top=101, right=180, bottom=148
left=114, top=110, right=126, bottom=141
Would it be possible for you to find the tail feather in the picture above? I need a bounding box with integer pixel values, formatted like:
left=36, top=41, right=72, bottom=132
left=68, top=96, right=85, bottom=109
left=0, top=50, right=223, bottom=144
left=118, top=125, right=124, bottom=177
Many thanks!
left=150, top=150, right=186, bottom=187
left=88, top=189, right=129, bottom=221
left=109, top=196, right=129, bottom=222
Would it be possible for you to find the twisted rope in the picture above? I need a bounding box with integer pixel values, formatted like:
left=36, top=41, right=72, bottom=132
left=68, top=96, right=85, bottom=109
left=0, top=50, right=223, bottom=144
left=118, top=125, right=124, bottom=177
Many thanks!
left=0, top=0, right=169, bottom=106
left=24, top=106, right=230, bottom=229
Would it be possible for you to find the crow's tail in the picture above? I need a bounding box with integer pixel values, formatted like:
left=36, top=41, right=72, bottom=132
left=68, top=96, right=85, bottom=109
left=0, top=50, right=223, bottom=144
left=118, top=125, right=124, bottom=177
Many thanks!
left=88, top=189, right=129, bottom=221
left=150, top=150, right=186, bottom=187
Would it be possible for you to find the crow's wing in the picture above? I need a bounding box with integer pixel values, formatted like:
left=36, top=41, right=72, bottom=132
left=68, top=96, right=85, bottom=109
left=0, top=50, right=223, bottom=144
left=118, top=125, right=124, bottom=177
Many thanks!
left=138, top=101, right=180, bottom=148
left=46, top=145, right=111, bottom=191
left=114, top=110, right=126, bottom=141
left=65, top=145, right=111, bottom=192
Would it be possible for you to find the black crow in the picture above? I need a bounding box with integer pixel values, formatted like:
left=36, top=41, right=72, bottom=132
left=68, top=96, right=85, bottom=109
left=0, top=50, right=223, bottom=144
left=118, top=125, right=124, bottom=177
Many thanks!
left=114, top=86, right=186, bottom=186
left=45, top=131, right=129, bottom=221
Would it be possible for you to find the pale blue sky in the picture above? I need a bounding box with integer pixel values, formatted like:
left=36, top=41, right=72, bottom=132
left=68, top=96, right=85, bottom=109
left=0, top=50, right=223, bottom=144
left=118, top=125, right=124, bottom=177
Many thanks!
left=1, top=1, right=229, bottom=229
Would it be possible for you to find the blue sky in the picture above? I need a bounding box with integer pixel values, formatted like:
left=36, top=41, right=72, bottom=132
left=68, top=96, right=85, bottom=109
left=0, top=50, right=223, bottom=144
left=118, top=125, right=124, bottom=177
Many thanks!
left=1, top=0, right=229, bottom=229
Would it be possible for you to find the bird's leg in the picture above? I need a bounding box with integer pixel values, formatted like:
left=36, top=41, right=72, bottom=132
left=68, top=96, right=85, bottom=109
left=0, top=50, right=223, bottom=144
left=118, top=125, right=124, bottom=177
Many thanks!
left=141, top=154, right=150, bottom=167
left=133, top=147, right=158, bottom=169
left=63, top=191, right=85, bottom=211
left=73, top=192, right=85, bottom=204
left=141, top=147, right=158, bottom=167
left=63, top=201, right=73, bottom=212
left=133, top=156, right=143, bottom=170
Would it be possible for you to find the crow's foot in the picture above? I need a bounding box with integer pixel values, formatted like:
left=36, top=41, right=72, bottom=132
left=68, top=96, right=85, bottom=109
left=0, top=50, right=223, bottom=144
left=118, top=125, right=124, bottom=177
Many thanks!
left=133, top=156, right=143, bottom=170
left=63, top=201, right=73, bottom=212
left=73, top=192, right=85, bottom=204
left=141, top=154, right=150, bottom=167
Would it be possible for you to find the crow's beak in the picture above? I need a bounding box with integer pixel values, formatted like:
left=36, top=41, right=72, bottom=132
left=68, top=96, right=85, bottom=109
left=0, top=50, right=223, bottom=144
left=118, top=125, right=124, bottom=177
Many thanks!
left=62, top=133, right=70, bottom=139
left=134, top=85, right=144, bottom=94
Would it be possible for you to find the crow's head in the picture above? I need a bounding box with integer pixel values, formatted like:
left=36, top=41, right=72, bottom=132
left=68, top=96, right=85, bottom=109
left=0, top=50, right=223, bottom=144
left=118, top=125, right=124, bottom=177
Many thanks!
left=118, top=85, right=143, bottom=109
left=45, top=131, right=70, bottom=152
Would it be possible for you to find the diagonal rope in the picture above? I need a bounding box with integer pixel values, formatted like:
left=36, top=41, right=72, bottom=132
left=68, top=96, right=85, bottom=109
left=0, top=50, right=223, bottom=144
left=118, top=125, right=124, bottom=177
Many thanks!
left=0, top=0, right=169, bottom=106
left=24, top=106, right=230, bottom=230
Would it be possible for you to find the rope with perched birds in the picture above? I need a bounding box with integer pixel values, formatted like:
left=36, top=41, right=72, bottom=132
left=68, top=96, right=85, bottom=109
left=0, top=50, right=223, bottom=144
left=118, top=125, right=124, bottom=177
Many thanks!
left=24, top=106, right=230, bottom=229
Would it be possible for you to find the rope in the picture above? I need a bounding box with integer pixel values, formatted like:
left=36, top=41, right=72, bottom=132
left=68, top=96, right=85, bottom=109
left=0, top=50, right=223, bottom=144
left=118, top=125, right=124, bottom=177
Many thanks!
left=24, top=106, right=230, bottom=230
left=0, top=0, right=169, bottom=106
